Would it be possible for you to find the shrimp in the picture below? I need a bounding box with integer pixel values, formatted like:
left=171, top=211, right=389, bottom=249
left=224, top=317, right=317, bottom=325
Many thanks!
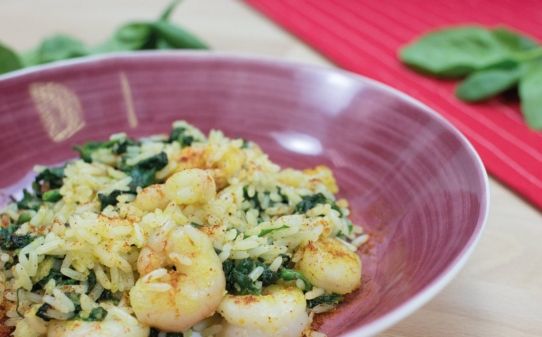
left=134, top=184, right=169, bottom=211
left=296, top=238, right=361, bottom=295
left=129, top=224, right=225, bottom=332
left=47, top=305, right=149, bottom=337
left=164, top=169, right=216, bottom=205
left=217, top=285, right=310, bottom=337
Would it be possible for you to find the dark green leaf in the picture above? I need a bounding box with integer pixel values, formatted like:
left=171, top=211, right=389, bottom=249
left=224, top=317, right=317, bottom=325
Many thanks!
left=456, top=63, right=521, bottom=102
left=96, top=22, right=154, bottom=53
left=20, top=49, right=40, bottom=67
left=0, top=42, right=23, bottom=75
left=74, top=138, right=136, bottom=163
left=97, top=289, right=122, bottom=305
left=32, top=259, right=78, bottom=291
left=33, top=166, right=65, bottom=197
left=16, top=189, right=41, bottom=211
left=278, top=268, right=312, bottom=291
left=16, top=212, right=32, bottom=225
left=42, top=190, right=62, bottom=203
left=126, top=152, right=168, bottom=190
left=36, top=303, right=53, bottom=321
left=519, top=60, right=542, bottom=129
left=0, top=226, right=34, bottom=250
left=307, top=293, right=343, bottom=309
left=168, top=126, right=196, bottom=147
left=295, top=193, right=327, bottom=213
left=98, top=190, right=130, bottom=210
left=400, top=26, right=512, bottom=78
left=37, top=34, right=89, bottom=64
left=159, top=0, right=182, bottom=21
left=491, top=27, right=539, bottom=53
left=223, top=258, right=279, bottom=295
left=83, top=307, right=108, bottom=321
left=151, top=21, right=208, bottom=49
left=86, top=271, right=97, bottom=294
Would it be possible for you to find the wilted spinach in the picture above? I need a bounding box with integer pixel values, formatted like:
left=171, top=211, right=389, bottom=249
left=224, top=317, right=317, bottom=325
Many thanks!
left=223, top=258, right=312, bottom=295
left=307, top=293, right=343, bottom=309
left=124, top=152, right=169, bottom=190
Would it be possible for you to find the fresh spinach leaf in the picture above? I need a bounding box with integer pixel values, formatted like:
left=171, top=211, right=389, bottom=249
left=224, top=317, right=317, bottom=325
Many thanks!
left=159, top=0, right=182, bottom=21
left=37, top=34, right=89, bottom=64
left=0, top=42, right=22, bottom=75
left=491, top=27, right=539, bottom=53
left=400, top=26, right=512, bottom=78
left=307, top=293, right=343, bottom=309
left=519, top=60, right=542, bottom=129
left=456, top=63, right=521, bottom=102
left=151, top=21, right=208, bottom=49
left=96, top=22, right=154, bottom=53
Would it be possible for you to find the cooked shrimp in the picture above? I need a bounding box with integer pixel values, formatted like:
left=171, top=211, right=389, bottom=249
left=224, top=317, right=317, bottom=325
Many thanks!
left=134, top=184, right=169, bottom=211
left=47, top=305, right=149, bottom=337
left=296, top=238, right=361, bottom=295
left=129, top=224, right=225, bottom=332
left=218, top=285, right=310, bottom=337
left=164, top=169, right=216, bottom=205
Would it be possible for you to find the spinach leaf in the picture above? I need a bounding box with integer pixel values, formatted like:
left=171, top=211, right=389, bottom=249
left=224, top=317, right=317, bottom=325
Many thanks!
left=96, top=22, right=154, bottom=53
left=400, top=26, right=512, bottom=78
left=33, top=166, right=65, bottom=196
left=223, top=258, right=279, bottom=295
left=149, top=329, right=183, bottom=337
left=97, top=189, right=131, bottom=210
left=16, top=189, right=42, bottom=211
left=42, top=189, right=62, bottom=203
left=456, top=63, right=521, bottom=102
left=151, top=21, right=208, bottom=49
left=307, top=293, right=343, bottom=309
left=126, top=152, right=168, bottom=190
left=0, top=42, right=22, bottom=75
left=278, top=268, right=312, bottom=291
left=97, top=289, right=122, bottom=305
left=74, top=137, right=136, bottom=163
left=168, top=126, right=196, bottom=147
left=36, top=303, right=53, bottom=321
left=491, top=27, right=539, bottom=53
left=37, top=34, right=89, bottom=64
left=295, top=193, right=328, bottom=213
left=159, top=0, right=181, bottom=21
left=83, top=307, right=108, bottom=321
left=0, top=224, right=34, bottom=250
left=32, top=259, right=78, bottom=291
left=16, top=212, right=32, bottom=225
left=519, top=60, right=542, bottom=129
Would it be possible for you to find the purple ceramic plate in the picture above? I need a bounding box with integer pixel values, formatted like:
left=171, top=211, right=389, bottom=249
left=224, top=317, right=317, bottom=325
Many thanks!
left=0, top=52, right=489, bottom=337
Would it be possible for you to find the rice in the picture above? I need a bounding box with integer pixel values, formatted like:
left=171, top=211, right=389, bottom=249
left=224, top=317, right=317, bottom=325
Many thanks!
left=1, top=120, right=367, bottom=336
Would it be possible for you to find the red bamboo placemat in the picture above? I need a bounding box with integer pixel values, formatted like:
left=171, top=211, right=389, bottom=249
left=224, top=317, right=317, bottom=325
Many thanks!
left=246, top=0, right=542, bottom=210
